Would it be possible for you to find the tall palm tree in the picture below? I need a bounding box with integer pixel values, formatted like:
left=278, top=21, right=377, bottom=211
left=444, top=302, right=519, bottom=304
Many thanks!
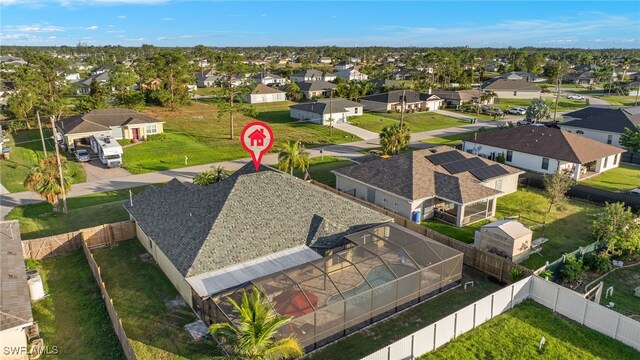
left=481, top=91, right=497, bottom=104
left=24, top=156, right=71, bottom=211
left=379, top=123, right=411, bottom=155
left=209, top=288, right=304, bottom=360
left=277, top=141, right=310, bottom=175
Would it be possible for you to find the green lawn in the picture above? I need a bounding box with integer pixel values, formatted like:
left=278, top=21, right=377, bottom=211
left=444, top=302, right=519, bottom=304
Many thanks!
left=27, top=251, right=125, bottom=360
left=581, top=163, right=640, bottom=192
left=1, top=129, right=86, bottom=192
left=495, top=98, right=587, bottom=113
left=123, top=102, right=358, bottom=174
left=291, top=156, right=354, bottom=187
left=6, top=187, right=151, bottom=239
left=309, top=267, right=502, bottom=360
left=422, top=219, right=490, bottom=244
left=421, top=130, right=482, bottom=146
left=349, top=111, right=468, bottom=133
left=598, top=264, right=640, bottom=317
left=92, top=239, right=221, bottom=359
left=600, top=96, right=637, bottom=106
left=420, top=300, right=639, bottom=360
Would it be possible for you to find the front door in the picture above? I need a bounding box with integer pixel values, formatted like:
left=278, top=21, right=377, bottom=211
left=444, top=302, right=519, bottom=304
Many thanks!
left=131, top=128, right=139, bottom=140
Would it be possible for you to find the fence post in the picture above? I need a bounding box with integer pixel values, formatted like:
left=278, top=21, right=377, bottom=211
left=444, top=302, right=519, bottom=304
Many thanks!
left=453, top=313, right=458, bottom=339
left=410, top=334, right=414, bottom=360
left=581, top=300, right=589, bottom=325
left=490, top=294, right=494, bottom=318
left=614, top=313, right=621, bottom=340
left=510, top=285, right=515, bottom=309
left=473, top=303, right=477, bottom=329
left=433, top=323, right=437, bottom=351
left=553, top=287, right=560, bottom=313
left=387, top=346, right=391, bottom=360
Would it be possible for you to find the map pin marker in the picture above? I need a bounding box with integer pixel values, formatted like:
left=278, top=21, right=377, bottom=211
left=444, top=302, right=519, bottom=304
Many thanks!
left=240, top=121, right=274, bottom=172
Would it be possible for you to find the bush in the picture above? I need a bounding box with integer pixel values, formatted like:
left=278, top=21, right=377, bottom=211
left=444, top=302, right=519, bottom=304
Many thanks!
left=510, top=267, right=525, bottom=282
left=496, top=153, right=506, bottom=164
left=539, top=269, right=553, bottom=280
left=147, top=133, right=167, bottom=141
left=583, top=251, right=612, bottom=273
left=559, top=254, right=584, bottom=283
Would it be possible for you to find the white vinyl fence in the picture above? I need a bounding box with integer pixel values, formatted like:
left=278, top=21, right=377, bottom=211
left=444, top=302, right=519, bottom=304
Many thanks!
left=362, top=276, right=640, bottom=360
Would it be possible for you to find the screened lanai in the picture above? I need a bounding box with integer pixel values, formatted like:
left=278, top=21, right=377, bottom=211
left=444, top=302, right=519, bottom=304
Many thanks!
left=207, top=223, right=463, bottom=350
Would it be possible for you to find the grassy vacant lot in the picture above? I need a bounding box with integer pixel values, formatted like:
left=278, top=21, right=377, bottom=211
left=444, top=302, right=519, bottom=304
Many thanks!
left=599, top=264, right=640, bottom=318
left=1, top=129, right=86, bottom=192
left=309, top=267, right=502, bottom=360
left=421, top=130, right=484, bottom=146
left=422, top=219, right=490, bottom=244
left=349, top=111, right=468, bottom=133
left=92, top=239, right=221, bottom=359
left=292, top=156, right=354, bottom=187
left=6, top=187, right=150, bottom=239
left=600, top=95, right=637, bottom=106
left=581, top=163, right=640, bottom=192
left=27, top=251, right=125, bottom=360
left=123, top=101, right=357, bottom=174
left=420, top=300, right=639, bottom=360
left=495, top=98, right=587, bottom=113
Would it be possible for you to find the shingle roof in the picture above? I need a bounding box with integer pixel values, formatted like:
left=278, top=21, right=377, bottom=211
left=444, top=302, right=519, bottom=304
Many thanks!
left=430, top=89, right=483, bottom=101
left=333, top=147, right=521, bottom=204
left=289, top=98, right=361, bottom=115
left=251, top=83, right=285, bottom=95
left=482, top=79, right=541, bottom=91
left=292, top=69, right=324, bottom=78
left=0, top=220, right=33, bottom=331
left=58, top=108, right=164, bottom=135
left=296, top=81, right=337, bottom=92
left=482, top=220, right=532, bottom=239
left=562, top=106, right=640, bottom=133
left=466, top=126, right=624, bottom=163
left=124, top=164, right=391, bottom=278
left=360, top=90, right=422, bottom=104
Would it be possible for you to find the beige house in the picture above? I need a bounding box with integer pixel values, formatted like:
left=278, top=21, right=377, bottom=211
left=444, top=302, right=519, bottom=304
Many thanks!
left=56, top=108, right=165, bottom=150
left=474, top=220, right=533, bottom=263
left=481, top=79, right=542, bottom=99
left=244, top=84, right=286, bottom=104
left=360, top=90, right=443, bottom=113
left=296, top=81, right=337, bottom=100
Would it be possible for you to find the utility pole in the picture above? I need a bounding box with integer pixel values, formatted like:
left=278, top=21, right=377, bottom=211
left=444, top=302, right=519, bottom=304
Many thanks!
left=400, top=89, right=406, bottom=127
left=49, top=116, right=68, bottom=215
left=329, top=89, right=333, bottom=137
left=36, top=111, right=48, bottom=157
left=553, top=65, right=561, bottom=121
left=608, top=68, right=615, bottom=95
left=635, top=84, right=639, bottom=106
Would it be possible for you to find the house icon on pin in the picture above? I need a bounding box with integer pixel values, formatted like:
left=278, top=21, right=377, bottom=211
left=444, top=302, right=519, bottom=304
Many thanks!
left=248, top=128, right=267, bottom=147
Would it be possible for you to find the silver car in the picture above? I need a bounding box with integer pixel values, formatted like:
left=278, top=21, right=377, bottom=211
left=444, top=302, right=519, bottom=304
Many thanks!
left=75, top=149, right=91, bottom=162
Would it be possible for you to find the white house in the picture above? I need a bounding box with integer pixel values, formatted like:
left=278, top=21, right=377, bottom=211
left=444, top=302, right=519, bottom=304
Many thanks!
left=289, top=98, right=362, bottom=125
left=244, top=84, right=286, bottom=104
left=334, top=68, right=369, bottom=81
left=334, top=61, right=354, bottom=71
left=481, top=79, right=542, bottom=99
left=290, top=70, right=336, bottom=82
left=359, top=90, right=442, bottom=112
left=561, top=106, right=640, bottom=148
left=463, top=126, right=625, bottom=181
left=252, top=71, right=286, bottom=86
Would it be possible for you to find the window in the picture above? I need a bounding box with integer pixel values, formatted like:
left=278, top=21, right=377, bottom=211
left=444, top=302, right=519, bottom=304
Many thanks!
left=513, top=91, right=517, bottom=96
left=367, top=187, right=375, bottom=203
left=541, top=157, right=550, bottom=170
left=354, top=107, right=359, bottom=114
left=146, top=124, right=158, bottom=134
left=576, top=130, right=584, bottom=134
left=506, top=150, right=513, bottom=162
left=495, top=179, right=503, bottom=191
left=607, top=134, right=613, bottom=145
left=603, top=156, right=608, bottom=168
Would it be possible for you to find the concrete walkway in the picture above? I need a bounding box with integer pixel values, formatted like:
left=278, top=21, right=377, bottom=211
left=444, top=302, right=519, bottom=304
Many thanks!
left=334, top=123, right=379, bottom=140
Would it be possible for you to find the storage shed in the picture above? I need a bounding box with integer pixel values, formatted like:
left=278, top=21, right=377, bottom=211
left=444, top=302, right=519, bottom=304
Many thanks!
left=474, top=220, right=532, bottom=263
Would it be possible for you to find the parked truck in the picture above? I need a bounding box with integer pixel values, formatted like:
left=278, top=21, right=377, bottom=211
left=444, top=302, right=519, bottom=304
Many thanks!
left=90, top=134, right=123, bottom=167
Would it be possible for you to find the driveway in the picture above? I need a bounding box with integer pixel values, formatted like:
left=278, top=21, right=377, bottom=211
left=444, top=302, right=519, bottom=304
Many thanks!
left=334, top=123, right=378, bottom=140
left=82, top=160, right=131, bottom=182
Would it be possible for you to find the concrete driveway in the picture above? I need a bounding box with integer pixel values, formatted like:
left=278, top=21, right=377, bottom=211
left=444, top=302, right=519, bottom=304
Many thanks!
left=82, top=160, right=131, bottom=182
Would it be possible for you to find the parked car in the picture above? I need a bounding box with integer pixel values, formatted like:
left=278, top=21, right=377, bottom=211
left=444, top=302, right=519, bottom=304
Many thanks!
left=75, top=149, right=91, bottom=162
left=507, top=107, right=527, bottom=115
left=629, top=188, right=640, bottom=197
left=566, top=94, right=585, bottom=100
left=482, top=106, right=504, bottom=116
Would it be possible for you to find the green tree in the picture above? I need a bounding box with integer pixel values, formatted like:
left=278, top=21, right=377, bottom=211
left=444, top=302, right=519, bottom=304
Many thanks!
left=481, top=91, right=497, bottom=104
left=23, top=53, right=68, bottom=120
left=525, top=53, right=545, bottom=74
left=284, top=81, right=301, bottom=101
left=193, top=166, right=228, bottom=186
left=108, top=64, right=138, bottom=105
left=151, top=51, right=193, bottom=110
left=591, top=202, right=640, bottom=255
left=209, top=288, right=303, bottom=360
left=559, top=254, right=583, bottom=284
left=217, top=84, right=257, bottom=140
left=619, top=125, right=640, bottom=162
left=24, top=156, right=72, bottom=211
left=543, top=172, right=575, bottom=214
left=277, top=140, right=310, bottom=175
left=379, top=123, right=411, bottom=155
left=76, top=80, right=110, bottom=112
left=525, top=98, right=550, bottom=123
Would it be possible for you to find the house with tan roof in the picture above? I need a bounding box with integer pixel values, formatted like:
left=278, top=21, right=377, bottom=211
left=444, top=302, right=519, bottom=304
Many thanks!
left=430, top=89, right=490, bottom=108
left=244, top=83, right=286, bottom=104
left=463, top=126, right=625, bottom=181
left=332, top=147, right=523, bottom=227
left=481, top=78, right=542, bottom=99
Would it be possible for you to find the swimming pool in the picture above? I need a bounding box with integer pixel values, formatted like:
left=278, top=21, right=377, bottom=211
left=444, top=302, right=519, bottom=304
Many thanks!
left=328, top=264, right=417, bottom=304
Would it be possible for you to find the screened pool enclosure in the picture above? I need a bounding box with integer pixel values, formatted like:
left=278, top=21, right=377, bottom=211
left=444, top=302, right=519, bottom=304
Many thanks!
left=202, top=223, right=463, bottom=350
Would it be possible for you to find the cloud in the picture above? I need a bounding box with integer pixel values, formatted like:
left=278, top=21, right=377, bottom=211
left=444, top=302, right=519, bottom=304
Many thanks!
left=161, top=17, right=173, bottom=21
left=260, top=14, right=266, bottom=17
left=85, top=25, right=99, bottom=30
left=108, top=24, right=115, bottom=27
left=48, top=36, right=57, bottom=39
left=3, top=24, right=66, bottom=33
left=0, top=33, right=38, bottom=40
left=125, top=37, right=145, bottom=41
left=107, top=30, right=125, bottom=33
left=156, top=36, right=169, bottom=41
left=117, top=15, right=126, bottom=19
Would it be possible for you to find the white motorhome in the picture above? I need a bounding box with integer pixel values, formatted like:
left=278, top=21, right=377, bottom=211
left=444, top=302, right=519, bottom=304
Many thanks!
left=90, top=134, right=123, bottom=167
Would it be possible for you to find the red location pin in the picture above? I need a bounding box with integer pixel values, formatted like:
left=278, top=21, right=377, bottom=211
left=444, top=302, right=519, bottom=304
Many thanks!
left=240, top=121, right=274, bottom=172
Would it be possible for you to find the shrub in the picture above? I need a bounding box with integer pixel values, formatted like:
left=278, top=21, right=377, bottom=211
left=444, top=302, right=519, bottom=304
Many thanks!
left=510, top=267, right=525, bottom=282
left=496, top=153, right=506, bottom=164
left=539, top=269, right=553, bottom=280
left=559, top=254, right=583, bottom=283
left=583, top=251, right=612, bottom=273
left=147, top=133, right=167, bottom=141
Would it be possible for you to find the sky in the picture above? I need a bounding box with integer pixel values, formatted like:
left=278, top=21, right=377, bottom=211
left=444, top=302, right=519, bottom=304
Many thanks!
left=1, top=1, right=639, bottom=48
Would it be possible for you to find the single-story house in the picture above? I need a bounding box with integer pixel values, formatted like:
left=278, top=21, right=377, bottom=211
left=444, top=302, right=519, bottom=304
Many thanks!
left=623, top=81, right=640, bottom=96
left=0, top=55, right=27, bottom=66
left=290, top=70, right=336, bottom=83
left=318, top=56, right=332, bottom=64
left=561, top=106, right=640, bottom=148
left=1, top=220, right=34, bottom=360
left=334, top=61, right=354, bottom=71
left=252, top=71, right=286, bottom=86
left=296, top=81, right=337, bottom=100
left=196, top=74, right=227, bottom=87
left=429, top=89, right=489, bottom=108
left=563, top=71, right=596, bottom=85
left=244, top=83, right=286, bottom=104
left=0, top=81, right=15, bottom=105
left=91, top=65, right=111, bottom=76
left=463, top=126, right=625, bottom=181
left=359, top=90, right=442, bottom=113
left=333, top=68, right=369, bottom=81
left=474, top=220, right=533, bottom=263
left=481, top=79, right=542, bottom=99
left=333, top=147, right=523, bottom=227
left=289, top=98, right=362, bottom=125
left=57, top=108, right=165, bottom=149
left=74, top=71, right=110, bottom=95
left=498, top=71, right=547, bottom=83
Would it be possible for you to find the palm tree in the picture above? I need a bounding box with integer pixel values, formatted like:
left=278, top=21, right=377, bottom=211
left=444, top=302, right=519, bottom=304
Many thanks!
left=24, top=156, right=71, bottom=211
left=209, top=288, right=304, bottom=360
left=277, top=141, right=310, bottom=175
left=379, top=123, right=411, bottom=155
left=193, top=165, right=228, bottom=186
left=481, top=91, right=497, bottom=105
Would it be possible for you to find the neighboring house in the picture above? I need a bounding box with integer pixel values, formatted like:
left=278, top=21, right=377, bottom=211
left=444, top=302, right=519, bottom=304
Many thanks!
left=481, top=79, right=542, bottom=99
left=244, top=84, right=286, bottom=104
left=0, top=220, right=34, bottom=360
left=498, top=71, right=547, bottom=83
left=75, top=71, right=110, bottom=95
left=561, top=106, right=640, bottom=148
left=623, top=81, right=640, bottom=96
left=290, top=70, right=336, bottom=82
left=370, top=78, right=409, bottom=91
left=57, top=108, right=165, bottom=149
left=463, top=126, right=625, bottom=181
left=289, top=98, right=362, bottom=125
left=296, top=81, right=337, bottom=100
left=359, top=90, right=442, bottom=112
left=334, top=61, right=354, bottom=71
left=430, top=89, right=488, bottom=108
left=251, top=71, right=286, bottom=86
left=333, top=147, right=523, bottom=227
left=318, top=56, right=332, bottom=64
left=91, top=65, right=111, bottom=76
left=0, top=81, right=15, bottom=105
left=64, top=72, right=81, bottom=82
left=474, top=220, right=533, bottom=263
left=333, top=68, right=369, bottom=81
left=196, top=74, right=227, bottom=87
left=0, top=55, right=27, bottom=66
left=564, top=71, right=597, bottom=85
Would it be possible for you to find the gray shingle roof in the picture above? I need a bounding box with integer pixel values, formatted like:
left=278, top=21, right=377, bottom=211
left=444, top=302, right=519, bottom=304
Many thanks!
left=562, top=106, right=640, bottom=133
left=124, top=165, right=391, bottom=278
left=289, top=98, right=361, bottom=115
left=482, top=79, right=541, bottom=91
left=251, top=83, right=285, bottom=95
left=58, top=108, right=164, bottom=135
left=296, top=81, right=337, bottom=92
left=0, top=220, right=33, bottom=331
left=360, top=90, right=422, bottom=104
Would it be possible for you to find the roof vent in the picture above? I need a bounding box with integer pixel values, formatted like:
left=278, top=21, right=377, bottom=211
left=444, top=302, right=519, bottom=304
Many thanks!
left=429, top=149, right=438, bottom=154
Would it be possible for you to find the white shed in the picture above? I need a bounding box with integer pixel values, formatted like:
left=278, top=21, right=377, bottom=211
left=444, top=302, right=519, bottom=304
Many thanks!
left=474, top=220, right=532, bottom=263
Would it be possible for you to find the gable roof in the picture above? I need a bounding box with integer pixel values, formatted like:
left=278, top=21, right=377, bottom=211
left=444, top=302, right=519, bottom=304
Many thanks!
left=0, top=220, right=33, bottom=331
left=333, top=147, right=522, bottom=204
left=466, top=126, right=624, bottom=163
left=289, top=98, right=361, bottom=115
left=124, top=164, right=391, bottom=278
left=251, top=83, right=285, bottom=95
left=58, top=108, right=164, bottom=135
left=360, top=90, right=422, bottom=104
left=430, top=89, right=483, bottom=101
left=482, top=79, right=541, bottom=91
left=482, top=220, right=532, bottom=239
left=291, top=69, right=324, bottom=78
left=562, top=106, right=640, bottom=133
left=295, top=81, right=337, bottom=92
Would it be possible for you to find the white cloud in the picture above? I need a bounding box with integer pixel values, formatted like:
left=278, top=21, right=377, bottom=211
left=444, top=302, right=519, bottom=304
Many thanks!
left=108, top=24, right=115, bottom=27
left=117, top=15, right=126, bottom=19
left=107, top=30, right=125, bottom=33
left=156, top=36, right=169, bottom=40
left=48, top=36, right=57, bottom=39
left=3, top=24, right=66, bottom=33
left=0, top=33, right=37, bottom=40
left=85, top=25, right=99, bottom=30
left=125, top=37, right=145, bottom=41
left=179, top=35, right=192, bottom=38
left=161, top=17, right=173, bottom=21
left=260, top=14, right=266, bottom=17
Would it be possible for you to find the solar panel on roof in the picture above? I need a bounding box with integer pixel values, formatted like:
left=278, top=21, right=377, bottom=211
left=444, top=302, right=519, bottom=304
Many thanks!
left=470, top=164, right=510, bottom=181
left=426, top=151, right=465, bottom=165
left=441, top=157, right=487, bottom=174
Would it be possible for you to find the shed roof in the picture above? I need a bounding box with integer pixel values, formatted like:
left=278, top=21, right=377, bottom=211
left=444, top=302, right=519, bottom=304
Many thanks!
left=482, top=220, right=532, bottom=239
left=0, top=220, right=33, bottom=331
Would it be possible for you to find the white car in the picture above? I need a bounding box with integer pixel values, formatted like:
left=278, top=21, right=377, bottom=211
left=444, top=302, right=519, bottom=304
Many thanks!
left=566, top=94, right=585, bottom=100
left=75, top=149, right=91, bottom=162
left=507, top=107, right=526, bottom=115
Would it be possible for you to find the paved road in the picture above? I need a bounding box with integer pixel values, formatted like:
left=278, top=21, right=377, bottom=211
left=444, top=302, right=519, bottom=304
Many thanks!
left=558, top=88, right=611, bottom=107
